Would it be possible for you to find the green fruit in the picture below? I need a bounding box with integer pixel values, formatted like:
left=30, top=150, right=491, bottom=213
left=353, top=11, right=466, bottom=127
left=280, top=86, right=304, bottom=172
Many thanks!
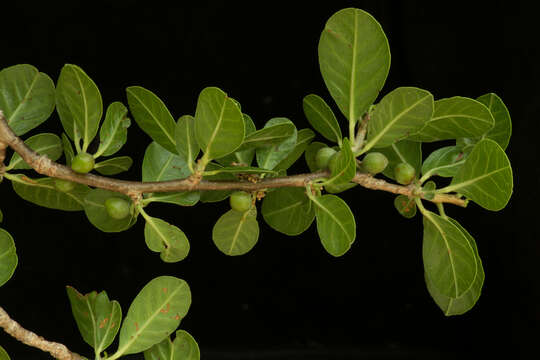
left=229, top=191, right=252, bottom=212
left=71, top=152, right=95, bottom=174
left=54, top=178, right=76, bottom=192
left=394, top=162, right=416, bottom=185
left=104, top=197, right=131, bottom=220
left=362, top=152, right=388, bottom=174
left=315, top=147, right=337, bottom=170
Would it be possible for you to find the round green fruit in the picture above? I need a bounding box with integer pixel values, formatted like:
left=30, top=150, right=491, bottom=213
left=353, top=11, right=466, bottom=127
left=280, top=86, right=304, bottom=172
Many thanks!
left=394, top=162, right=416, bottom=185
left=362, top=152, right=388, bottom=174
left=229, top=191, right=252, bottom=212
left=71, top=152, right=95, bottom=174
left=104, top=197, right=131, bottom=220
left=315, top=147, right=337, bottom=170
left=54, top=178, right=76, bottom=192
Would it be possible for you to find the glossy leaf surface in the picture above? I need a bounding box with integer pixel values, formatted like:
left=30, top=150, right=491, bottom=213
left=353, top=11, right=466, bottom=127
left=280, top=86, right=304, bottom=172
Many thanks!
left=302, top=94, right=342, bottom=143
left=144, top=215, right=190, bottom=262
left=144, top=330, right=200, bottom=360
left=256, top=118, right=297, bottom=170
left=96, top=101, right=130, bottom=157
left=0, top=228, right=17, bottom=287
left=212, top=209, right=259, bottom=256
left=421, top=146, right=465, bottom=178
left=262, top=187, right=315, bottom=236
left=8, top=133, right=62, bottom=170
left=216, top=114, right=256, bottom=167
left=94, top=156, right=133, bottom=175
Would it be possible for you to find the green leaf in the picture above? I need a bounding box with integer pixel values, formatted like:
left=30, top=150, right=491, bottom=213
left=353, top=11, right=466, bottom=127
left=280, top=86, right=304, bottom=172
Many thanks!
left=0, top=208, right=3, bottom=223
left=446, top=139, right=512, bottom=211
left=66, top=286, right=122, bottom=353
left=318, top=8, right=390, bottom=124
left=256, top=118, right=297, bottom=170
left=0, top=228, right=17, bottom=287
left=56, top=64, right=103, bottom=147
left=94, top=156, right=133, bottom=175
left=199, top=163, right=236, bottom=203
left=212, top=209, right=259, bottom=256
left=325, top=182, right=357, bottom=194
left=12, top=175, right=89, bottom=211
left=237, top=122, right=296, bottom=151
left=0, top=64, right=55, bottom=136
left=421, top=146, right=465, bottom=178
left=0, top=345, right=10, bottom=360
left=194, top=87, right=244, bottom=160
left=144, top=192, right=200, bottom=207
left=83, top=189, right=134, bottom=232
left=326, top=138, right=355, bottom=186
left=305, top=141, right=327, bottom=172
left=274, top=128, right=315, bottom=171
left=7, top=133, right=62, bottom=170
left=116, top=276, right=191, bottom=356
left=126, top=86, right=177, bottom=154
left=142, top=142, right=190, bottom=182
left=376, top=140, right=422, bottom=181
left=426, top=217, right=484, bottom=316
left=175, top=115, right=199, bottom=170
left=365, top=87, right=433, bottom=149
left=393, top=195, right=416, bottom=219
left=62, top=133, right=75, bottom=166
left=262, top=187, right=315, bottom=236
left=95, top=102, right=130, bottom=157
left=302, top=94, right=342, bottom=143
left=476, top=93, right=512, bottom=150
left=144, top=330, right=200, bottom=360
left=408, top=97, right=494, bottom=142
left=312, top=194, right=355, bottom=257
left=216, top=114, right=256, bottom=167
left=422, top=211, right=477, bottom=298
left=204, top=166, right=276, bottom=176
left=143, top=215, right=190, bottom=262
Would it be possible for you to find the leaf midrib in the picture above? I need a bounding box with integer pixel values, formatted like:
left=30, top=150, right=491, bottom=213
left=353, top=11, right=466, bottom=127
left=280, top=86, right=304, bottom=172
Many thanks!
left=130, top=89, right=175, bottom=147
left=7, top=70, right=40, bottom=124
left=204, top=96, right=228, bottom=157
left=313, top=197, right=351, bottom=244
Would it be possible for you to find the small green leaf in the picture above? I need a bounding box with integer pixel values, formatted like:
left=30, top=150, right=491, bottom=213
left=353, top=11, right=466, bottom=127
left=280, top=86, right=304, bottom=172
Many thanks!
left=126, top=86, right=177, bottom=154
left=409, top=97, right=494, bottom=142
left=143, top=215, right=190, bottom=262
left=312, top=194, right=355, bottom=257
left=425, top=217, right=484, bottom=316
left=56, top=64, right=103, bottom=147
left=144, top=330, right=200, bottom=360
left=393, top=195, right=416, bottom=219
left=262, top=187, right=315, bottom=236
left=0, top=64, right=55, bottom=136
left=376, top=140, right=422, bottom=181
left=94, top=156, right=133, bottom=175
left=83, top=189, right=134, bottom=232
left=66, top=286, right=122, bottom=354
left=62, top=133, right=75, bottom=166
left=216, top=114, right=256, bottom=167
left=237, top=122, right=296, bottom=150
left=476, top=93, right=512, bottom=150
left=274, top=128, right=315, bottom=171
left=326, top=138, right=355, bottom=185
left=422, top=211, right=477, bottom=298
left=318, top=8, right=390, bottom=123
left=175, top=115, right=199, bottom=170
left=0, top=228, right=17, bottom=287
left=256, top=118, right=297, bottom=170
left=365, top=87, right=433, bottom=150
left=446, top=139, right=512, bottom=211
left=194, top=87, right=244, bottom=160
left=142, top=142, right=190, bottom=182
left=212, top=209, right=259, bottom=256
left=96, top=102, right=130, bottom=157
left=302, top=94, right=342, bottom=143
left=12, top=175, right=89, bottom=211
left=422, top=181, right=436, bottom=200
left=305, top=142, right=327, bottom=172
left=116, top=276, right=191, bottom=356
left=0, top=345, right=10, bottom=360
left=199, top=163, right=236, bottom=203
left=421, top=146, right=465, bottom=178
left=144, top=192, right=200, bottom=207
left=8, top=133, right=62, bottom=170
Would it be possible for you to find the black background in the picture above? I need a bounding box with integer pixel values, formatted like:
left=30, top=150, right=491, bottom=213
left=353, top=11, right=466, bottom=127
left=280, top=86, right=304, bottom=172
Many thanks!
left=0, top=1, right=537, bottom=359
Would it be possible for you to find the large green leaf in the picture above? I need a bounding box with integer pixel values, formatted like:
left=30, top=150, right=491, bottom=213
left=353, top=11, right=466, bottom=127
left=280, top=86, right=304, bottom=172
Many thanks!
left=94, top=156, right=133, bottom=176
left=326, top=138, right=356, bottom=186
left=194, top=87, right=244, bottom=160
left=175, top=115, right=199, bottom=170
left=422, top=211, right=477, bottom=298
left=476, top=93, right=512, bottom=150
left=408, top=97, right=494, bottom=142
left=318, top=8, right=390, bottom=124
left=446, top=139, right=512, bottom=211
left=0, top=345, right=10, bottom=360
left=7, top=133, right=62, bottom=170
left=0, top=64, right=55, bottom=136
left=216, top=114, right=256, bottom=167
left=95, top=102, right=130, bottom=157
left=375, top=140, right=421, bottom=181
left=83, top=189, right=135, bottom=232
left=66, top=286, right=122, bottom=354
left=312, top=194, right=355, bottom=257
left=144, top=330, right=200, bottom=360
left=143, top=215, right=190, bottom=263
left=56, top=64, right=103, bottom=147
left=212, top=209, right=259, bottom=256
left=262, top=187, right=315, bottom=236
left=116, top=276, right=191, bottom=356
left=0, top=228, right=17, bottom=287
left=421, top=146, right=465, bottom=179
left=425, top=217, right=484, bottom=316
left=126, top=86, right=177, bottom=154
left=365, top=87, right=433, bottom=150
left=302, top=94, right=342, bottom=143
left=256, top=118, right=297, bottom=170
left=12, top=175, right=89, bottom=211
